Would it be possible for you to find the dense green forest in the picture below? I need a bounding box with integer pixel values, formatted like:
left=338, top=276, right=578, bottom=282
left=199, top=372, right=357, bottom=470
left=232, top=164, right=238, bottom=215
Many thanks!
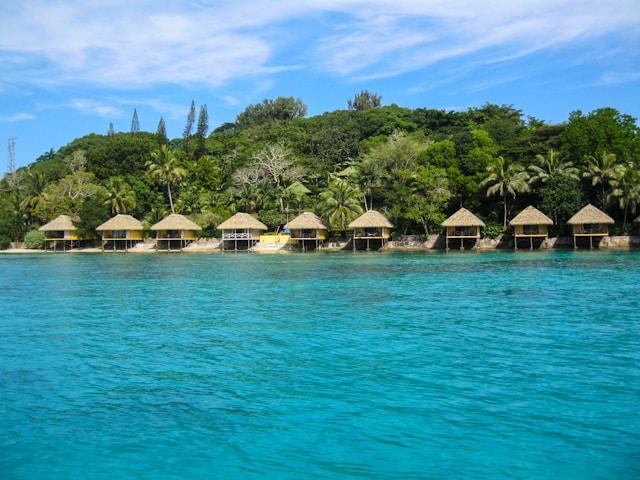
left=1, top=93, right=639, bottom=247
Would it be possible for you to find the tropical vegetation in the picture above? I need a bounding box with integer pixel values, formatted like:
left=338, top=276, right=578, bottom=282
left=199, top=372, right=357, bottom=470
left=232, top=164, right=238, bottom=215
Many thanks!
left=1, top=94, right=639, bottom=244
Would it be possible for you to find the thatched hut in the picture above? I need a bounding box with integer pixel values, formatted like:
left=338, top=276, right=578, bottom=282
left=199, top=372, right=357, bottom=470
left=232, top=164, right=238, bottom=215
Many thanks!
left=348, top=210, right=393, bottom=251
left=96, top=214, right=144, bottom=252
left=567, top=204, right=614, bottom=249
left=150, top=214, right=201, bottom=251
left=509, top=206, right=553, bottom=250
left=217, top=213, right=267, bottom=251
left=284, top=212, right=327, bottom=251
left=39, top=215, right=81, bottom=251
left=441, top=208, right=484, bottom=251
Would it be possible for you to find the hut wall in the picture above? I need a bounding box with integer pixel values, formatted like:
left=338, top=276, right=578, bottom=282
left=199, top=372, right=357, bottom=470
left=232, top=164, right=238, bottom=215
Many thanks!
left=447, top=226, right=480, bottom=238
left=514, top=225, right=548, bottom=236
left=572, top=224, right=609, bottom=235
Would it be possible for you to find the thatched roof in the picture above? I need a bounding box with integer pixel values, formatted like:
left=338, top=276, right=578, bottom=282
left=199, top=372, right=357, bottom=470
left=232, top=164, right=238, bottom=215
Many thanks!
left=217, top=212, right=267, bottom=231
left=442, top=208, right=485, bottom=227
left=509, top=206, right=553, bottom=226
left=567, top=204, right=614, bottom=225
left=39, top=215, right=77, bottom=232
left=285, top=212, right=327, bottom=230
left=96, top=214, right=143, bottom=231
left=348, top=210, right=393, bottom=229
left=150, top=214, right=202, bottom=231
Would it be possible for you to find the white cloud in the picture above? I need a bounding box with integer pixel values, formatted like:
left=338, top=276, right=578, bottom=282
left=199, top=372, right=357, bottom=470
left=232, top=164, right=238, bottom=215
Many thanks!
left=67, top=99, right=124, bottom=117
left=596, top=71, right=640, bottom=86
left=0, top=0, right=638, bottom=88
left=0, top=112, right=35, bottom=122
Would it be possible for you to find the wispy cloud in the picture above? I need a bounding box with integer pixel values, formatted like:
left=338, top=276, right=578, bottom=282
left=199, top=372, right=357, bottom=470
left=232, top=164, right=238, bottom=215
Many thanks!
left=0, top=1, right=638, bottom=89
left=595, top=71, right=640, bottom=86
left=0, top=112, right=35, bottom=122
left=68, top=99, right=124, bottom=118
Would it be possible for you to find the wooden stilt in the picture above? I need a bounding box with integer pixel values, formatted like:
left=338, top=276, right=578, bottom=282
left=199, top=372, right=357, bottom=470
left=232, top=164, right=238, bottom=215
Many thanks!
left=445, top=232, right=449, bottom=252
left=530, top=236, right=533, bottom=251
left=590, top=236, right=593, bottom=250
left=573, top=235, right=577, bottom=250
left=514, top=235, right=518, bottom=251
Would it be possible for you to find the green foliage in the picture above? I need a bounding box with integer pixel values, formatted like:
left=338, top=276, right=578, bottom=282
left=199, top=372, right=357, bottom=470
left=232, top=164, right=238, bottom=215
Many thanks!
left=539, top=175, right=583, bottom=228
left=483, top=223, right=504, bottom=239
left=348, top=90, right=382, bottom=111
left=77, top=196, right=109, bottom=240
left=0, top=102, right=637, bottom=243
left=24, top=230, right=45, bottom=249
left=236, top=97, right=307, bottom=127
left=0, top=235, right=10, bottom=250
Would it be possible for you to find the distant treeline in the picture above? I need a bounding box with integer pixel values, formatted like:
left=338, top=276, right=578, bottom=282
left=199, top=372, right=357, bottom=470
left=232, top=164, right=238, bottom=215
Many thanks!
left=1, top=92, right=639, bottom=247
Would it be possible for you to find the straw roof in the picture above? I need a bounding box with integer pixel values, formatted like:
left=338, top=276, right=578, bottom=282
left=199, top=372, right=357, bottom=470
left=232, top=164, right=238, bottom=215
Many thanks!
left=285, top=212, right=327, bottom=230
left=96, top=214, right=143, bottom=231
left=217, top=212, right=267, bottom=231
left=39, top=215, right=77, bottom=232
left=348, top=210, right=393, bottom=229
left=150, top=214, right=202, bottom=231
left=509, top=206, right=553, bottom=226
left=441, top=208, right=485, bottom=227
left=567, top=204, right=614, bottom=225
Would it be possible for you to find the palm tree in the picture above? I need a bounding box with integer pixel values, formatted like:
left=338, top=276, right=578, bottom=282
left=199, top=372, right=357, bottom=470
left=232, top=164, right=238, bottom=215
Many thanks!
left=528, top=149, right=579, bottom=185
left=583, top=152, right=621, bottom=208
left=147, top=145, right=187, bottom=214
left=608, top=165, right=640, bottom=231
left=19, top=170, right=47, bottom=222
left=104, top=177, right=136, bottom=215
left=481, top=156, right=530, bottom=229
left=318, top=179, right=363, bottom=232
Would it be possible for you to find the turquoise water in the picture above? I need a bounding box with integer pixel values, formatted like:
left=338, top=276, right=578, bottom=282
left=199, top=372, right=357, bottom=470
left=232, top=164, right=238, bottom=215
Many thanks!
left=1, top=251, right=639, bottom=479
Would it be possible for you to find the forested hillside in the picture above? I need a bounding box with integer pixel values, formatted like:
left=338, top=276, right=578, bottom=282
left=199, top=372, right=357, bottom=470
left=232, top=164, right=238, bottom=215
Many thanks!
left=1, top=94, right=639, bottom=246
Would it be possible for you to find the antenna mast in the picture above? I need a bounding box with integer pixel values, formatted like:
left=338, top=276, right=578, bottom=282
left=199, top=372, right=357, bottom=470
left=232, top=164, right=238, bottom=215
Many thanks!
left=7, top=137, right=16, bottom=176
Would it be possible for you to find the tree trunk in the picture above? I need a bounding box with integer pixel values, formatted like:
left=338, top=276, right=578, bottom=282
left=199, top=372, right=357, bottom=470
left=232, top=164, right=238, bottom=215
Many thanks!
left=623, top=202, right=628, bottom=232
left=167, top=183, right=175, bottom=214
left=503, top=193, right=508, bottom=229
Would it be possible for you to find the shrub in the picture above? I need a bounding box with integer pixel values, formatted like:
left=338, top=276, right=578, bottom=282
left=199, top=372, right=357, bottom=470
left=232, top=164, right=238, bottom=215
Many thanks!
left=483, top=223, right=504, bottom=239
left=0, top=235, right=10, bottom=250
left=24, top=230, right=45, bottom=249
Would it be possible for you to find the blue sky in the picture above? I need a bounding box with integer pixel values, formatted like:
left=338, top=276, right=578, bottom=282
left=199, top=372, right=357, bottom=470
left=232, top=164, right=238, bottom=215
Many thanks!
left=1, top=0, right=639, bottom=169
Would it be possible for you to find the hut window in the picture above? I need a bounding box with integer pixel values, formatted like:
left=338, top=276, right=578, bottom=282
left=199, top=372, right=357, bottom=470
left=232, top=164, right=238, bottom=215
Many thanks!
left=49, top=231, right=64, bottom=239
left=523, top=225, right=539, bottom=235
left=114, top=230, right=127, bottom=239
left=166, top=230, right=182, bottom=238
left=583, top=224, right=595, bottom=233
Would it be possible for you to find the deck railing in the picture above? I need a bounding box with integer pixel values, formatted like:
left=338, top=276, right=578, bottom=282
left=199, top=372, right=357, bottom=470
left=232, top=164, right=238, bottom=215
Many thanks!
left=222, top=232, right=253, bottom=239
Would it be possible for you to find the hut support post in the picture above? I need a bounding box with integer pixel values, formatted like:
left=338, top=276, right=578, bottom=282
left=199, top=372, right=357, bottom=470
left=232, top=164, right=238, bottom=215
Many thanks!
left=445, top=232, right=449, bottom=252
left=514, top=235, right=517, bottom=251
left=530, top=237, right=533, bottom=251
left=573, top=235, right=577, bottom=250
left=590, top=235, right=593, bottom=250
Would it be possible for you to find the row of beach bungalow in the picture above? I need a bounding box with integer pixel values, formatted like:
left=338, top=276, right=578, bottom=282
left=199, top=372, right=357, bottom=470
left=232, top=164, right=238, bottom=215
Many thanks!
left=38, top=203, right=634, bottom=252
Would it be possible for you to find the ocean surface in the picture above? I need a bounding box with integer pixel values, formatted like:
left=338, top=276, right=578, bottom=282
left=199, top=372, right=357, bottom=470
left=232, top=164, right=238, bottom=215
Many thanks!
left=1, top=251, right=639, bottom=479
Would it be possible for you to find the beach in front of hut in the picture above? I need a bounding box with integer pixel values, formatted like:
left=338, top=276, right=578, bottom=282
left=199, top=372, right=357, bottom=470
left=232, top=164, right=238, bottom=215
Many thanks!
left=1, top=251, right=639, bottom=479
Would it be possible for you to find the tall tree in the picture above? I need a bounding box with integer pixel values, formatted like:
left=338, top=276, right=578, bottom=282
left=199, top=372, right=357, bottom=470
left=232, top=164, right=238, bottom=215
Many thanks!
left=183, top=100, right=196, bottom=151
left=528, top=148, right=579, bottom=185
left=235, top=97, right=307, bottom=127
left=608, top=165, right=640, bottom=231
left=104, top=177, right=136, bottom=215
left=130, top=109, right=140, bottom=134
left=156, top=116, right=167, bottom=144
left=347, top=90, right=382, bottom=111
left=582, top=152, right=621, bottom=208
left=196, top=104, right=209, bottom=156
left=147, top=145, right=187, bottom=214
left=481, top=156, right=530, bottom=228
left=318, top=179, right=363, bottom=232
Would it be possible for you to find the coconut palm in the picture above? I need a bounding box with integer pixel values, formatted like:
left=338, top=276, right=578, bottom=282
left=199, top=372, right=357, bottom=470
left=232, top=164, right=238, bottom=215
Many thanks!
left=582, top=152, right=621, bottom=208
left=608, top=165, right=640, bottom=231
left=528, top=149, right=579, bottom=185
left=147, top=145, right=187, bottom=214
left=318, top=179, right=363, bottom=232
left=104, top=177, right=136, bottom=215
left=481, top=156, right=530, bottom=229
left=19, top=170, right=47, bottom=220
